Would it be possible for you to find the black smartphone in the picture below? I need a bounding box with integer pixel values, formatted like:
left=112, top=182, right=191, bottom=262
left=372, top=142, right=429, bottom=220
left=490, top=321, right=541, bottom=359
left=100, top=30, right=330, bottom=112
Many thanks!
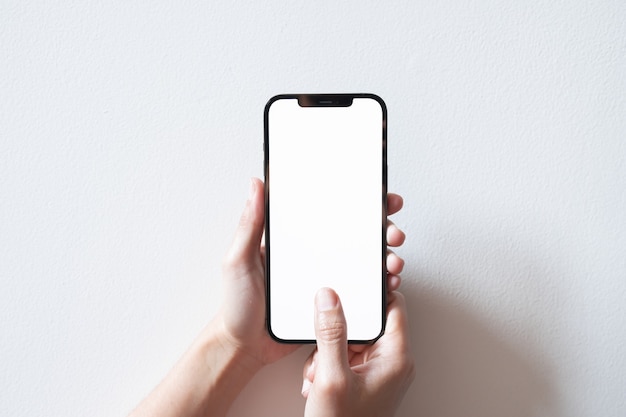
left=264, top=93, right=387, bottom=343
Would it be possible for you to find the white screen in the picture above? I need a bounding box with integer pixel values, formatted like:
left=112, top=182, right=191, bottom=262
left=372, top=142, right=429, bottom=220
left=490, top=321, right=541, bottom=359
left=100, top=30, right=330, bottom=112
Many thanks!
left=266, top=96, right=385, bottom=342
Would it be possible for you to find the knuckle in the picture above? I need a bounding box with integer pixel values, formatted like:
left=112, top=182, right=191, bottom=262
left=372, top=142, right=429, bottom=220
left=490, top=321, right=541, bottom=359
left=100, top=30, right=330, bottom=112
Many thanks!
left=403, top=355, right=417, bottom=382
left=221, top=252, right=237, bottom=272
left=392, top=352, right=416, bottom=382
left=221, top=247, right=249, bottom=273
left=316, top=372, right=350, bottom=397
left=317, top=316, right=347, bottom=342
left=392, top=290, right=406, bottom=304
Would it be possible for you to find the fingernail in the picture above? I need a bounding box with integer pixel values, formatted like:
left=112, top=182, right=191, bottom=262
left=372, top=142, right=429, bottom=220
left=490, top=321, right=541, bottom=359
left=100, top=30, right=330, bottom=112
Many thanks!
left=301, top=378, right=312, bottom=396
left=316, top=288, right=338, bottom=312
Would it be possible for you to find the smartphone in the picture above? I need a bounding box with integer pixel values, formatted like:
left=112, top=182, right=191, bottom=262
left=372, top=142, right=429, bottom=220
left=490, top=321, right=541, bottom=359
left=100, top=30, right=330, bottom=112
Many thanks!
left=264, top=93, right=387, bottom=343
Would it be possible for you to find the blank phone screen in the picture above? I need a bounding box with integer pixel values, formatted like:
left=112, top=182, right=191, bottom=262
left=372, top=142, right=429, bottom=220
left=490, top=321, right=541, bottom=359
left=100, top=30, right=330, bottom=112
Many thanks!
left=265, top=94, right=386, bottom=342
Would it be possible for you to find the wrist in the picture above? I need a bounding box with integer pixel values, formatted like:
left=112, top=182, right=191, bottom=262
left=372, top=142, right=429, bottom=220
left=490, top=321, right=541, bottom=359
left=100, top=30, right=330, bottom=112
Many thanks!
left=127, top=320, right=261, bottom=417
left=196, top=317, right=264, bottom=381
left=164, top=320, right=262, bottom=417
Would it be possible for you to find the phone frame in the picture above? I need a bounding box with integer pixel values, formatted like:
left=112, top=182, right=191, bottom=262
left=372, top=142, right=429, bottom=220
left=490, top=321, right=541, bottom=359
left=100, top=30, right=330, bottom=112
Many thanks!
left=263, top=93, right=388, bottom=344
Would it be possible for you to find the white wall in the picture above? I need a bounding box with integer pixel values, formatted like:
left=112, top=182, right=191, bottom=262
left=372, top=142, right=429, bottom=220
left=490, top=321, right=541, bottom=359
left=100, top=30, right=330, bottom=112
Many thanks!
left=1, top=1, right=625, bottom=416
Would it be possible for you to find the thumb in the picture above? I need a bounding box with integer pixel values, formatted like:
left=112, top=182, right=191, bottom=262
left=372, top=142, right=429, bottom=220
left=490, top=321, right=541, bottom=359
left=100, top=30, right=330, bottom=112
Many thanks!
left=314, top=288, right=350, bottom=378
left=224, top=178, right=265, bottom=267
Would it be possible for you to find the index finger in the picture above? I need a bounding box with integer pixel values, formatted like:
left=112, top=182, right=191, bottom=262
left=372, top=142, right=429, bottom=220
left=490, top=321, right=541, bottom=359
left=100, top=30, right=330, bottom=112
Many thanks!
left=387, top=193, right=403, bottom=216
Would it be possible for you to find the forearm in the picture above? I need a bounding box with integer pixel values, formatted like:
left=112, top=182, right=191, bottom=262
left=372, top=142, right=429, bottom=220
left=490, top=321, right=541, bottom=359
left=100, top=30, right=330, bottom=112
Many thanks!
left=128, top=320, right=261, bottom=417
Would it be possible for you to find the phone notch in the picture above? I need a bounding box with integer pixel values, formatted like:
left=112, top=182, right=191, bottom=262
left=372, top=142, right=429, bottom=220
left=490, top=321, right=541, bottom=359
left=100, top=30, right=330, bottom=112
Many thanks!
left=297, top=94, right=354, bottom=107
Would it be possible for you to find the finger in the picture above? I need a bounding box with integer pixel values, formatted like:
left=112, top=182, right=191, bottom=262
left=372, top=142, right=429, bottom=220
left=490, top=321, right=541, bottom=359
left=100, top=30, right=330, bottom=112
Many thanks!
left=313, top=288, right=350, bottom=382
left=376, top=292, right=416, bottom=387
left=303, top=349, right=317, bottom=381
left=386, top=250, right=405, bottom=275
left=386, top=274, right=402, bottom=292
left=384, top=292, right=411, bottom=346
left=223, top=178, right=265, bottom=268
left=260, top=229, right=266, bottom=251
left=301, top=377, right=313, bottom=398
left=304, top=343, right=366, bottom=389
left=387, top=193, right=404, bottom=216
left=301, top=349, right=317, bottom=397
left=386, top=221, right=406, bottom=247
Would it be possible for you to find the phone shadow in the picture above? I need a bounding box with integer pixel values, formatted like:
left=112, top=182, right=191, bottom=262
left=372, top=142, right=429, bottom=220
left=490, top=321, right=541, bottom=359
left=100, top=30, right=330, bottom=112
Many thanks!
left=397, top=281, right=558, bottom=417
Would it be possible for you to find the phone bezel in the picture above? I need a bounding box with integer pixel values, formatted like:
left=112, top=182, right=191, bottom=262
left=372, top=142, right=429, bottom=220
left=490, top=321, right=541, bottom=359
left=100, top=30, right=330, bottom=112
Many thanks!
left=263, top=93, right=388, bottom=344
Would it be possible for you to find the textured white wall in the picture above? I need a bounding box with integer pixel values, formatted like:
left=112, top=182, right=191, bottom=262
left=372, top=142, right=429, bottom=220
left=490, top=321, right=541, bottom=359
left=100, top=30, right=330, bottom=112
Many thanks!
left=1, top=1, right=625, bottom=416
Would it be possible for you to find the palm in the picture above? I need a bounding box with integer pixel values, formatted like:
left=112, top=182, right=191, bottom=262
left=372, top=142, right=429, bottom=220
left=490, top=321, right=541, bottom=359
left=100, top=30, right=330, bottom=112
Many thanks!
left=221, top=243, right=299, bottom=365
left=244, top=250, right=300, bottom=364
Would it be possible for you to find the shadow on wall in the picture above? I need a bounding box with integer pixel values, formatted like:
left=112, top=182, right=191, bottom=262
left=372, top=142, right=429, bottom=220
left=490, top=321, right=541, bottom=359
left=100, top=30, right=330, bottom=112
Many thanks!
left=398, top=283, right=556, bottom=417
left=228, top=281, right=557, bottom=417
